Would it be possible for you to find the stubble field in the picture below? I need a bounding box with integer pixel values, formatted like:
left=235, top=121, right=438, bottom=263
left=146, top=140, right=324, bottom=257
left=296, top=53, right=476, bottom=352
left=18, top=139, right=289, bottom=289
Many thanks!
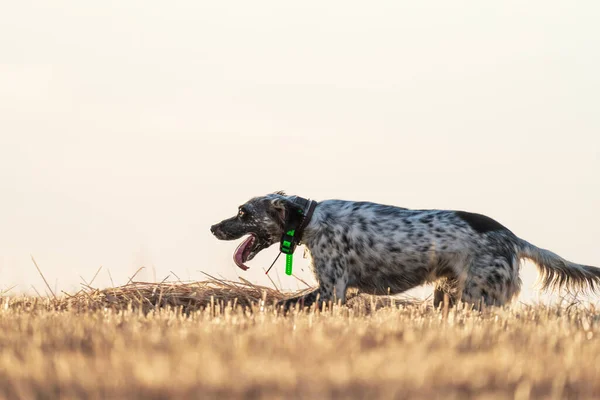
left=0, top=281, right=598, bottom=400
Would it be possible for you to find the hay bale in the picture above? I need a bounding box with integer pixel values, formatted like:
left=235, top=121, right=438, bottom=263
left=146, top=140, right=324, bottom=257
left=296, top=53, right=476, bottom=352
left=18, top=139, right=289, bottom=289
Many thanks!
left=2, top=279, right=423, bottom=314
left=72, top=279, right=308, bottom=313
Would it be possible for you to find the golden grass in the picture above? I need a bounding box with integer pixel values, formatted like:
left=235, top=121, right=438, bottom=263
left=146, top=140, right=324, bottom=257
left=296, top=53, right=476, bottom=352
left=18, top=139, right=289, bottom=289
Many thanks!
left=0, top=281, right=599, bottom=399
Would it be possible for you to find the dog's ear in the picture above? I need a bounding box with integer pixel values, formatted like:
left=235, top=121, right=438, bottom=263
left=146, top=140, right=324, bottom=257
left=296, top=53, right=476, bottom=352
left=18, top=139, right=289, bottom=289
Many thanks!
left=270, top=197, right=287, bottom=221
left=270, top=196, right=300, bottom=222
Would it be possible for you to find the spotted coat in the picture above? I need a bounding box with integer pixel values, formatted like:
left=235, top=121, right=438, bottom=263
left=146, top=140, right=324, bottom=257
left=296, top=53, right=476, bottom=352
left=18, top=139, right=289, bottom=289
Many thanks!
left=211, top=193, right=600, bottom=310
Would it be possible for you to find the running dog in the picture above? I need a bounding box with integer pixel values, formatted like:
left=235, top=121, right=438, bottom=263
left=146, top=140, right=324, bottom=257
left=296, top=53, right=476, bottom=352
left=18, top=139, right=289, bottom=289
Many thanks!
left=211, top=192, right=600, bottom=309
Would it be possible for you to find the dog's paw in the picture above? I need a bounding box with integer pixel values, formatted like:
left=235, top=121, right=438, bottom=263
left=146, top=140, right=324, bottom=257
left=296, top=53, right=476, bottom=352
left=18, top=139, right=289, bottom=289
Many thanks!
left=276, top=298, right=296, bottom=313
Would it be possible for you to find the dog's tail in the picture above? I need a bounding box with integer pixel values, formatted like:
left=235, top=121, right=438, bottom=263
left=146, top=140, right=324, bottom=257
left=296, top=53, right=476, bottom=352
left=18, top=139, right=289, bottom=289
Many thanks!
left=518, top=239, right=600, bottom=294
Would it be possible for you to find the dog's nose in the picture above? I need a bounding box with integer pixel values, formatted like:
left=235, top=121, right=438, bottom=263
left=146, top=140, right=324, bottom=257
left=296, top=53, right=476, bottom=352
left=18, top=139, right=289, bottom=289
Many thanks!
left=210, top=225, right=218, bottom=235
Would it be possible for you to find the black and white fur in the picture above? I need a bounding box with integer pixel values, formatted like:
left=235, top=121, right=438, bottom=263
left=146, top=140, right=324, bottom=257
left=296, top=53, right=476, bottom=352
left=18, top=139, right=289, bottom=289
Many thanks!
left=211, top=192, right=600, bottom=309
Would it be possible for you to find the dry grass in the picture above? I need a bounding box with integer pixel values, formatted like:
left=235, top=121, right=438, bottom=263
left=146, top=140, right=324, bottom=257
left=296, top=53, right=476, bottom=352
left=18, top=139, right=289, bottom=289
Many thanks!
left=0, top=280, right=599, bottom=399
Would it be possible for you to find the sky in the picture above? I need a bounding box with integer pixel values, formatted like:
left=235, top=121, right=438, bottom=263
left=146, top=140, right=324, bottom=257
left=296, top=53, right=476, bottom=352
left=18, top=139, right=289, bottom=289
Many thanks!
left=1, top=1, right=599, bottom=301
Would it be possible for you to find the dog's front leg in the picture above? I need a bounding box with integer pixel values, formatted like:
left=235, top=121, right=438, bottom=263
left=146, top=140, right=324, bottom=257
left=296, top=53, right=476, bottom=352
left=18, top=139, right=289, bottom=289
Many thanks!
left=278, top=288, right=321, bottom=311
left=278, top=259, right=348, bottom=311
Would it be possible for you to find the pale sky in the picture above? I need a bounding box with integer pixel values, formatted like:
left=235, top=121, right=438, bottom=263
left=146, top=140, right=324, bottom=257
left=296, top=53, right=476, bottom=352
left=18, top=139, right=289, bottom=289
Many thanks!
left=1, top=1, right=599, bottom=301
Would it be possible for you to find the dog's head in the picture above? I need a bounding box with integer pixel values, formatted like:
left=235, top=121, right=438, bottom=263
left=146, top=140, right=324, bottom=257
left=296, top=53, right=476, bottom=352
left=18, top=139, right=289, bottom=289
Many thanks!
left=210, top=192, right=303, bottom=270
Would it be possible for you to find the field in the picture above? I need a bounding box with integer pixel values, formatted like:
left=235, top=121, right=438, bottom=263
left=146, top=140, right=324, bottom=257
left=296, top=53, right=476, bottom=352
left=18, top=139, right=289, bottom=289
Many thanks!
left=0, top=281, right=599, bottom=400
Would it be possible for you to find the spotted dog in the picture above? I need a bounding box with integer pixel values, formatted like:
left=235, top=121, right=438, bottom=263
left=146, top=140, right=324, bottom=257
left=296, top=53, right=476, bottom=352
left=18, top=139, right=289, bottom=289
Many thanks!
left=211, top=192, right=600, bottom=309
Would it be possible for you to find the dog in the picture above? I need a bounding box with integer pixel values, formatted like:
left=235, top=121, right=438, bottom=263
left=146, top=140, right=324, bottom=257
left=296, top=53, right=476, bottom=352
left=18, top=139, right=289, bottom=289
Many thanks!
left=211, top=192, right=600, bottom=309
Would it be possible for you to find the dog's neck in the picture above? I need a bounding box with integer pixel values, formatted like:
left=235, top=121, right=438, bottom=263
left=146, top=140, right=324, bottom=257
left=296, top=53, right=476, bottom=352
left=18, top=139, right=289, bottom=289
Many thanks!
left=284, top=196, right=317, bottom=246
left=292, top=200, right=321, bottom=248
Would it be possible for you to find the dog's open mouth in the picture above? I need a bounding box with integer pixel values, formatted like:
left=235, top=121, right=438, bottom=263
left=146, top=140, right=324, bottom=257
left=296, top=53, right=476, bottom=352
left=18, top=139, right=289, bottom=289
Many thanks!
left=233, top=234, right=257, bottom=271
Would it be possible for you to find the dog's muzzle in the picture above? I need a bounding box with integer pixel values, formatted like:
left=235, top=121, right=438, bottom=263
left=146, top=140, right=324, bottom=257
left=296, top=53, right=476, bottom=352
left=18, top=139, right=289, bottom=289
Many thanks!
left=210, top=224, right=227, bottom=240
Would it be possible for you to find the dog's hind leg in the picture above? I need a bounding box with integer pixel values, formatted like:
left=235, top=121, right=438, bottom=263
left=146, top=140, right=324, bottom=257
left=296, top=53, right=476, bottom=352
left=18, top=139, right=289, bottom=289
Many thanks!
left=431, top=256, right=468, bottom=309
left=461, top=255, right=520, bottom=308
left=433, top=277, right=460, bottom=308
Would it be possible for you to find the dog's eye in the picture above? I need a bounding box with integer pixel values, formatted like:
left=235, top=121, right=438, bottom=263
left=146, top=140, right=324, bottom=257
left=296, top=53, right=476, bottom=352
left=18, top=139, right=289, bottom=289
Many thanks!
left=238, top=208, right=246, bottom=218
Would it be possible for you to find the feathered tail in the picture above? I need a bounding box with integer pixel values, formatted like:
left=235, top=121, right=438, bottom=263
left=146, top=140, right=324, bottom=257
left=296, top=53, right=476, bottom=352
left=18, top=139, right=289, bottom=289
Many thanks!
left=518, top=239, right=600, bottom=294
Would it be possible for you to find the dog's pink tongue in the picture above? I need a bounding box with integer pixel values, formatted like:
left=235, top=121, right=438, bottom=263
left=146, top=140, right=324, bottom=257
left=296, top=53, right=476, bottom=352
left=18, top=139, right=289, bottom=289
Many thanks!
left=233, top=236, right=253, bottom=271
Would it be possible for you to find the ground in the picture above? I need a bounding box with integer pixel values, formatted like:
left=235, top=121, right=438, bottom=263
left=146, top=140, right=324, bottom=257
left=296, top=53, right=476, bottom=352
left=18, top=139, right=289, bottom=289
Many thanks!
left=0, top=294, right=598, bottom=399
